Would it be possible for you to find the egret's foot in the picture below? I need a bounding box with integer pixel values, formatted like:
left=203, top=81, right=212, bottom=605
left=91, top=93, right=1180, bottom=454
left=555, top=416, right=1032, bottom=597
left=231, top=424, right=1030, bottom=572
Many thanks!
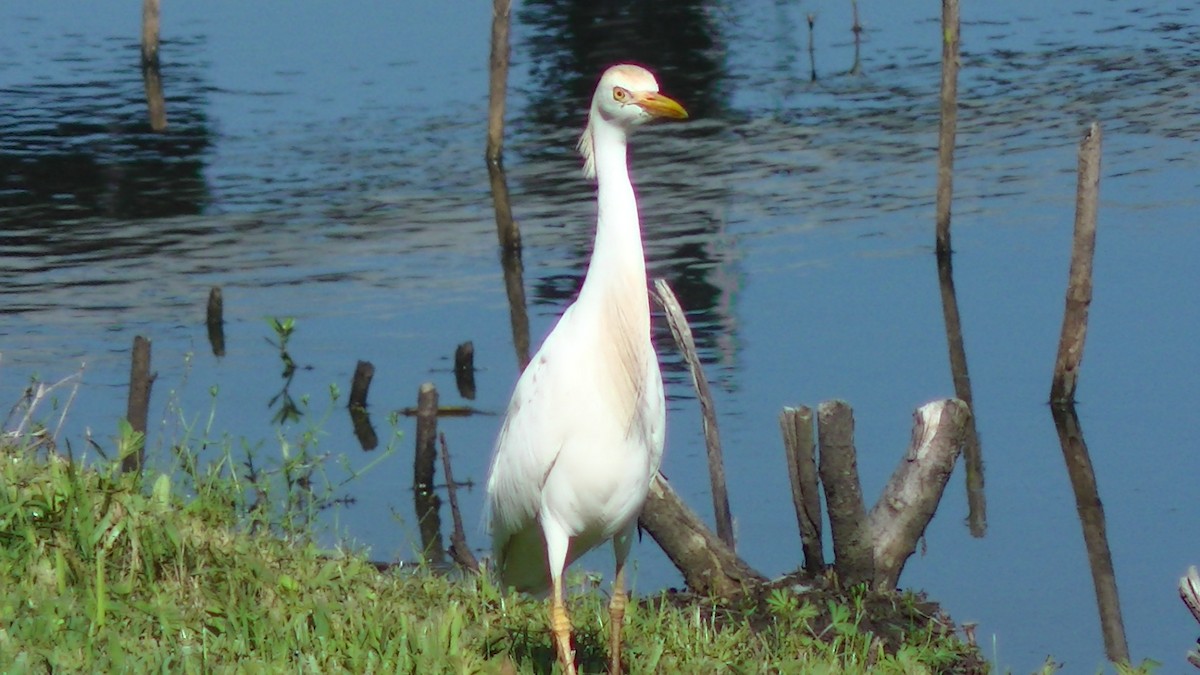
left=550, top=599, right=577, bottom=675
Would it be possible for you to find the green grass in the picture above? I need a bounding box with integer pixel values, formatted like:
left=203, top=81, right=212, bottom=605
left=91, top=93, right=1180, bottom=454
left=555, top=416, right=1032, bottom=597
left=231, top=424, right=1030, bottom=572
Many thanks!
left=0, top=358, right=1138, bottom=673
left=0, top=440, right=999, bottom=673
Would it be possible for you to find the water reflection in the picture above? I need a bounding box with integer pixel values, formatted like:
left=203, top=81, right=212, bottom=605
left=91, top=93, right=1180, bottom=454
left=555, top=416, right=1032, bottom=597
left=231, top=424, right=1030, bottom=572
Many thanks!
left=488, top=162, right=533, bottom=371
left=0, top=36, right=211, bottom=228
left=936, top=251, right=986, bottom=536
left=1050, top=402, right=1129, bottom=664
left=205, top=287, right=226, bottom=357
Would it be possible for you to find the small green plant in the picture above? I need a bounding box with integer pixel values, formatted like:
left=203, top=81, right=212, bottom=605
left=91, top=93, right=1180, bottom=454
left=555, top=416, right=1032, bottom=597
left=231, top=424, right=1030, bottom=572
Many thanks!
left=267, top=316, right=302, bottom=425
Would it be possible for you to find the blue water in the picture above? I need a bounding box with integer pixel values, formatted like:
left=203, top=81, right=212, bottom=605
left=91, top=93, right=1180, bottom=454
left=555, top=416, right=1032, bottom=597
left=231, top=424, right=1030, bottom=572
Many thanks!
left=2, top=1, right=1198, bottom=671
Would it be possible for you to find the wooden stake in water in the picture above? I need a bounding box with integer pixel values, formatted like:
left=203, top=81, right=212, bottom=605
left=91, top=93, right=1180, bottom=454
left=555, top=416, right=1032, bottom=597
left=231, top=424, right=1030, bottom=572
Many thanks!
left=935, top=0, right=960, bottom=255
left=121, top=336, right=155, bottom=475
left=485, top=0, right=511, bottom=166
left=413, top=383, right=445, bottom=564
left=454, top=341, right=476, bottom=400
left=1050, top=122, right=1102, bottom=404
left=141, top=0, right=160, bottom=66
left=485, top=0, right=522, bottom=252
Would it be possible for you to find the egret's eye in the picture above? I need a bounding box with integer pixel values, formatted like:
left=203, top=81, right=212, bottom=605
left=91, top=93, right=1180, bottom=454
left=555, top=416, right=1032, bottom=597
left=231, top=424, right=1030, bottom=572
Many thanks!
left=612, top=87, right=629, bottom=103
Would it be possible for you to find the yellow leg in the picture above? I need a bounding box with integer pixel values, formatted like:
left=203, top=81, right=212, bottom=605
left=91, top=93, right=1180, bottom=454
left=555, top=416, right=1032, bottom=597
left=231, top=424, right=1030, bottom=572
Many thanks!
left=609, top=562, right=627, bottom=675
left=550, top=574, right=577, bottom=675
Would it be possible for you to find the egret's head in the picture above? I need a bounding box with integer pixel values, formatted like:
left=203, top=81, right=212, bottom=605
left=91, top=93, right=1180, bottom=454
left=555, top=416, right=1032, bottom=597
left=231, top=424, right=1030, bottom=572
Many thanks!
left=579, top=64, right=688, bottom=179
left=592, top=64, right=688, bottom=128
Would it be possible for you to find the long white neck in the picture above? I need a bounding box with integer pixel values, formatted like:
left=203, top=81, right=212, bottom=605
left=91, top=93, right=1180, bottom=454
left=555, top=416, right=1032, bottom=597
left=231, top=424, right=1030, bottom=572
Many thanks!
left=578, top=117, right=648, bottom=327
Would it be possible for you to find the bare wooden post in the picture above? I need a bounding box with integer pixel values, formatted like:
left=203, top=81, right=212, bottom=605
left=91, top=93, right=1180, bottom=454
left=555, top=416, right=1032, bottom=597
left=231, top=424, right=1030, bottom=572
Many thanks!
left=653, top=279, right=734, bottom=549
left=439, top=432, right=479, bottom=572
left=817, top=400, right=873, bottom=587
left=414, top=383, right=438, bottom=492
left=206, top=286, right=225, bottom=357
left=454, top=341, right=476, bottom=400
left=1051, top=402, right=1129, bottom=663
left=413, top=383, right=444, bottom=564
left=141, top=0, right=161, bottom=66
left=484, top=0, right=523, bottom=254
left=779, top=406, right=823, bottom=574
left=140, top=0, right=167, bottom=131
left=935, top=0, right=960, bottom=255
left=639, top=473, right=765, bottom=598
left=869, top=399, right=968, bottom=590
left=121, top=336, right=155, bottom=474
left=1050, top=122, right=1102, bottom=405
left=485, top=0, right=511, bottom=166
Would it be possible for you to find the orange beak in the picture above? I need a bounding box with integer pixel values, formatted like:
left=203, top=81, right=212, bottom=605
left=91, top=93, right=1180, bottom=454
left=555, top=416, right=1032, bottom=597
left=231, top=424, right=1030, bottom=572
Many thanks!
left=633, top=91, right=689, bottom=120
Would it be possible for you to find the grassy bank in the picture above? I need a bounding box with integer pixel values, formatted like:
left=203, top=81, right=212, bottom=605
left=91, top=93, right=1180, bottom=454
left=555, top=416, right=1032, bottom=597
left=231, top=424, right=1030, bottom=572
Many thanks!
left=0, top=440, right=997, bottom=674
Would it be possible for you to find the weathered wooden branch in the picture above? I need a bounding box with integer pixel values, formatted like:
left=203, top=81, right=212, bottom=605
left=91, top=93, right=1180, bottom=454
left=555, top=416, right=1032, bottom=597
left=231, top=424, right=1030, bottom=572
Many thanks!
left=1180, top=566, right=1200, bottom=669
left=121, top=336, right=155, bottom=475
left=647, top=398, right=971, bottom=596
left=817, top=400, right=874, bottom=587
left=779, top=406, right=823, bottom=574
left=639, top=472, right=765, bottom=598
left=869, top=399, right=968, bottom=590
left=653, top=279, right=734, bottom=550
left=1050, top=122, right=1102, bottom=404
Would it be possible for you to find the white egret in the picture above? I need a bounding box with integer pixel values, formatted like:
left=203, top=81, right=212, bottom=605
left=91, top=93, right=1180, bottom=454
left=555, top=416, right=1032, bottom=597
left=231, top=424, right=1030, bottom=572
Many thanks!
left=485, top=64, right=687, bottom=675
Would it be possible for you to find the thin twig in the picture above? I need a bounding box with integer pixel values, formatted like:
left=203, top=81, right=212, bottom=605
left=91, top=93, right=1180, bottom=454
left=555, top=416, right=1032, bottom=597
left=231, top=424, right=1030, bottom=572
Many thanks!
left=439, top=432, right=480, bottom=573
